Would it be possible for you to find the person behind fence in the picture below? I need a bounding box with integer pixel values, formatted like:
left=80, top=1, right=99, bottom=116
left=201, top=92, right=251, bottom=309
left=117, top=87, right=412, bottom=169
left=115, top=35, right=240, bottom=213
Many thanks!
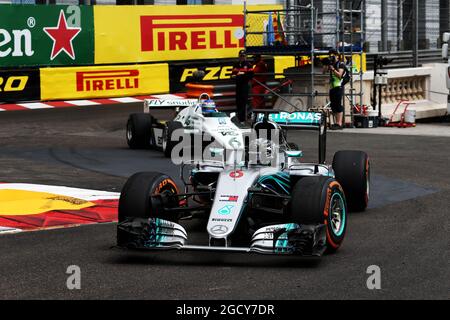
left=232, top=49, right=253, bottom=122
left=324, top=49, right=346, bottom=130
left=251, top=54, right=268, bottom=110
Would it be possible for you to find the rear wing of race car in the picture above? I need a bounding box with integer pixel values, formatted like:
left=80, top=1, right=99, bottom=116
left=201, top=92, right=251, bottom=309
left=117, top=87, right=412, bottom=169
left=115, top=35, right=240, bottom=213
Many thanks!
left=143, top=98, right=198, bottom=121
left=254, top=110, right=325, bottom=130
left=254, top=109, right=327, bottom=164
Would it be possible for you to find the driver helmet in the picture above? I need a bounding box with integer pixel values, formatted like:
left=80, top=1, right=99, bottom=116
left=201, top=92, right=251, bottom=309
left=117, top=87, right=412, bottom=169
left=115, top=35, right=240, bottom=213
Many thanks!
left=201, top=99, right=217, bottom=113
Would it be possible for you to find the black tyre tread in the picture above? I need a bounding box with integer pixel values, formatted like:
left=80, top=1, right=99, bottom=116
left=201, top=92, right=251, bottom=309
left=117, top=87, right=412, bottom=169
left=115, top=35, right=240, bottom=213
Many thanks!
left=289, top=176, right=347, bottom=253
left=289, top=176, right=332, bottom=224
left=127, top=113, right=152, bottom=149
left=118, top=171, right=173, bottom=222
left=332, top=150, right=369, bottom=212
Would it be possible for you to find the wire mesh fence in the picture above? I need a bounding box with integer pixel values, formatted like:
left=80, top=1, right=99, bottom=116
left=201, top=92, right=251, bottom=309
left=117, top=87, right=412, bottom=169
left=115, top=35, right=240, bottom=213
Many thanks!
left=245, top=7, right=328, bottom=50
left=10, top=0, right=37, bottom=3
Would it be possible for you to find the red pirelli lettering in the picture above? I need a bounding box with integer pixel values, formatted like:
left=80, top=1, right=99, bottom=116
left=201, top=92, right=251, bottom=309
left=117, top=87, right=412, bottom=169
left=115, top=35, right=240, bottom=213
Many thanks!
left=140, top=14, right=244, bottom=52
left=76, top=70, right=140, bottom=92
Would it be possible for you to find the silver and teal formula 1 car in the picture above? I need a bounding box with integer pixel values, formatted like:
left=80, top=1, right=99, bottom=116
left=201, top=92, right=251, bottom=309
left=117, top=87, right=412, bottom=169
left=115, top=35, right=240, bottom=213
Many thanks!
left=117, top=110, right=370, bottom=256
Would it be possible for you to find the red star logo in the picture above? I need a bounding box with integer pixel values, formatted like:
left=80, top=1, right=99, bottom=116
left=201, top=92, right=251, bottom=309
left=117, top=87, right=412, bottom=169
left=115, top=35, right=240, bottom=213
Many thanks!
left=43, top=10, right=81, bottom=61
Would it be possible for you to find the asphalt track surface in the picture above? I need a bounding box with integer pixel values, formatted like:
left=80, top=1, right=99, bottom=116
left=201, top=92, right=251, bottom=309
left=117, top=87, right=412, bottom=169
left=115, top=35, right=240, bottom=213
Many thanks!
left=0, top=104, right=449, bottom=300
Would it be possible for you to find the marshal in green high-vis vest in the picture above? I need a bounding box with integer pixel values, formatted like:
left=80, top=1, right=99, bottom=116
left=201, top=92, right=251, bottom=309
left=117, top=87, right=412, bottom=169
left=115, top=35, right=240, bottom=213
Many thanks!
left=330, top=61, right=346, bottom=89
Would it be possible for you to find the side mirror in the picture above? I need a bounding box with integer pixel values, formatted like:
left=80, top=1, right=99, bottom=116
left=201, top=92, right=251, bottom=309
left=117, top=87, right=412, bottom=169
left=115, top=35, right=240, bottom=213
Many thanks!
left=285, top=150, right=303, bottom=158
left=284, top=150, right=303, bottom=170
left=209, top=147, right=224, bottom=158
left=442, top=43, right=449, bottom=60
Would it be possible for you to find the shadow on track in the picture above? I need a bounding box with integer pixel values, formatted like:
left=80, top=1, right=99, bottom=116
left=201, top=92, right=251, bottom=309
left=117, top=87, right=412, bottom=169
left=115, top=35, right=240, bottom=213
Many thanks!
left=106, top=249, right=324, bottom=269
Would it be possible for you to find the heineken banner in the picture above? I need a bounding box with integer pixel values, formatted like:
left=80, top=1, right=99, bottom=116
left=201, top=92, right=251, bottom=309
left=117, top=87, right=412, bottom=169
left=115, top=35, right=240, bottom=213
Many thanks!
left=0, top=5, right=94, bottom=67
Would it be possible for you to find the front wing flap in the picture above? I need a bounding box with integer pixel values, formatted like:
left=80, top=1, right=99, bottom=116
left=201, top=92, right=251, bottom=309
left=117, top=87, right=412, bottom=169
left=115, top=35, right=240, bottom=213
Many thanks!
left=250, top=223, right=326, bottom=256
left=117, top=218, right=187, bottom=249
left=117, top=218, right=326, bottom=256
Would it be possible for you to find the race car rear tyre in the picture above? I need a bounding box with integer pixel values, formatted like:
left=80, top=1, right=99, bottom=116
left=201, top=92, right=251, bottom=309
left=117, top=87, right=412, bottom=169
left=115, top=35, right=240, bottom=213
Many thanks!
left=289, top=176, right=347, bottom=253
left=163, top=121, right=183, bottom=158
left=332, top=150, right=370, bottom=212
left=118, top=172, right=179, bottom=223
left=126, top=113, right=153, bottom=149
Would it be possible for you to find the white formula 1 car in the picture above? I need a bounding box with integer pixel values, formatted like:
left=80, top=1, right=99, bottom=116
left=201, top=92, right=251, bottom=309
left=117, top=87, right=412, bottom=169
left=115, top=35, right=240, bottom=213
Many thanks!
left=117, top=109, right=370, bottom=257
left=126, top=93, right=248, bottom=158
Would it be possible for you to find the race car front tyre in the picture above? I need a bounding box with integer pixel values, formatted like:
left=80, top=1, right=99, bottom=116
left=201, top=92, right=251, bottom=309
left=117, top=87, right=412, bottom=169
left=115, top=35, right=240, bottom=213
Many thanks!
left=117, top=172, right=180, bottom=248
left=126, top=113, right=153, bottom=149
left=118, top=172, right=179, bottom=223
left=289, top=176, right=347, bottom=253
left=163, top=121, right=183, bottom=158
left=332, top=150, right=370, bottom=212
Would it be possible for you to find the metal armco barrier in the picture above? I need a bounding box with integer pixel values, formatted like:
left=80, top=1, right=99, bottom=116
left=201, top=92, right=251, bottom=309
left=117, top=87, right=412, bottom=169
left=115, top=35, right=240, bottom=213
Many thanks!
left=366, top=50, right=443, bottom=69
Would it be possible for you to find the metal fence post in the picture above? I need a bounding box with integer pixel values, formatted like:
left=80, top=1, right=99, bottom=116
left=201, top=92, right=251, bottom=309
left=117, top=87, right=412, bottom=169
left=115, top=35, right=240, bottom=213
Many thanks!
left=412, top=0, right=419, bottom=67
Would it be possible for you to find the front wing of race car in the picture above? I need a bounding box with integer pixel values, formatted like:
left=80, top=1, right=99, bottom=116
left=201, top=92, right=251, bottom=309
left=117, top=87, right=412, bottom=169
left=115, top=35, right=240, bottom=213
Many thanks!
left=117, top=218, right=327, bottom=256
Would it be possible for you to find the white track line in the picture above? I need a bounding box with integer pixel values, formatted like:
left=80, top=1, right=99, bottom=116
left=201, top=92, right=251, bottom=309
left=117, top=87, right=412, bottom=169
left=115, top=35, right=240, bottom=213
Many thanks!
left=65, top=100, right=100, bottom=106
left=110, top=97, right=142, bottom=103
left=151, top=94, right=184, bottom=99
left=17, top=102, right=54, bottom=109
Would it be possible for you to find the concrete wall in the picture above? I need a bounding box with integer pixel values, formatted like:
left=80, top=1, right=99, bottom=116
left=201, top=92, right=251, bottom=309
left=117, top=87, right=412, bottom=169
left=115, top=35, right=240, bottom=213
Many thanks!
left=360, top=63, right=449, bottom=119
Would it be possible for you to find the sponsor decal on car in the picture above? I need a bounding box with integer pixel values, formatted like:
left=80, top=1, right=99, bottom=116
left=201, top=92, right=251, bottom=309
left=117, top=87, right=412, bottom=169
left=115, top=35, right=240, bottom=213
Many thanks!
left=257, top=111, right=322, bottom=125
left=146, top=99, right=197, bottom=107
left=228, top=137, right=242, bottom=148
left=220, top=130, right=239, bottom=136
left=229, top=170, right=244, bottom=178
left=212, top=218, right=232, bottom=223
left=218, top=205, right=234, bottom=215
left=219, top=195, right=238, bottom=202
left=156, top=178, right=178, bottom=194
left=218, top=118, right=227, bottom=125
left=210, top=225, right=228, bottom=235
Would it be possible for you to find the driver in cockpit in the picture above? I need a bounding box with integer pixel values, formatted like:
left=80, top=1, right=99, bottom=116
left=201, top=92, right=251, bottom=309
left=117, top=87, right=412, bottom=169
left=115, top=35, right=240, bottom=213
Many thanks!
left=200, top=99, right=218, bottom=114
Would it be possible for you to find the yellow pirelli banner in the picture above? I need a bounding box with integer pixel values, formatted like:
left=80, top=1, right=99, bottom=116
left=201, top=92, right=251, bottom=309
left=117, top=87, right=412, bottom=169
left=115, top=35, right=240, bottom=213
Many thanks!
left=94, top=5, right=281, bottom=65
left=40, top=64, right=169, bottom=100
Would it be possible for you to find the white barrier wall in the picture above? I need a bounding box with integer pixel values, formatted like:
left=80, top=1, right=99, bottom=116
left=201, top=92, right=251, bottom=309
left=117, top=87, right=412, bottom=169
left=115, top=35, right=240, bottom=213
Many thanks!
left=359, top=63, right=449, bottom=119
